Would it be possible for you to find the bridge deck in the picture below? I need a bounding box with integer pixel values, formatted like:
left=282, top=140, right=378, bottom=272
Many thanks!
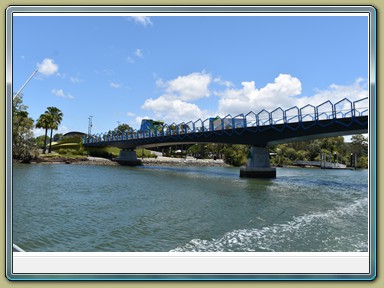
left=83, top=116, right=368, bottom=149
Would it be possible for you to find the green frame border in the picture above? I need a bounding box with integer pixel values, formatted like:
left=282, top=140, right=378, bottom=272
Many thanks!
left=2, top=1, right=378, bottom=286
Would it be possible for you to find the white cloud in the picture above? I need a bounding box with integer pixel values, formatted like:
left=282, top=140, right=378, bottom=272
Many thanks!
left=127, top=112, right=136, bottom=117
left=52, top=89, right=65, bottom=97
left=141, top=71, right=368, bottom=126
left=143, top=96, right=209, bottom=124
left=142, top=72, right=212, bottom=123
left=297, top=78, right=368, bottom=108
left=56, top=125, right=69, bottom=135
left=37, top=58, right=58, bottom=76
left=51, top=89, right=74, bottom=99
left=217, top=75, right=368, bottom=118
left=135, top=115, right=151, bottom=127
left=344, top=133, right=368, bottom=143
left=126, top=49, right=144, bottom=65
left=70, top=76, right=83, bottom=83
left=135, top=49, right=144, bottom=58
left=110, top=82, right=121, bottom=89
left=213, top=77, right=233, bottom=88
left=126, top=56, right=135, bottom=64
left=95, top=68, right=114, bottom=75
left=34, top=125, right=69, bottom=137
left=217, top=74, right=302, bottom=116
left=164, top=72, right=211, bottom=101
left=155, top=78, right=165, bottom=88
left=57, top=73, right=66, bottom=79
left=33, top=128, right=45, bottom=137
left=130, top=16, right=153, bottom=27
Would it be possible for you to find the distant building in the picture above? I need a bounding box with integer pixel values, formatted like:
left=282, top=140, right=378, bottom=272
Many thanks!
left=209, top=117, right=245, bottom=131
left=62, top=131, right=87, bottom=138
left=140, top=119, right=164, bottom=132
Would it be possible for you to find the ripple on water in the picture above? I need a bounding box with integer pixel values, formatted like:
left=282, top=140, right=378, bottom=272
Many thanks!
left=12, top=164, right=369, bottom=252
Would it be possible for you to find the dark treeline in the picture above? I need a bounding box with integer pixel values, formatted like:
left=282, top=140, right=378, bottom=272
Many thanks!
left=183, top=135, right=368, bottom=168
left=269, top=135, right=368, bottom=168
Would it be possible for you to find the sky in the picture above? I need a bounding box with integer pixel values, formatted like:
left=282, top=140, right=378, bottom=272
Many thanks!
left=12, top=13, right=369, bottom=138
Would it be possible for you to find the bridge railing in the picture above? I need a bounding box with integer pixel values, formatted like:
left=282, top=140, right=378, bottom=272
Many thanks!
left=353, top=97, right=369, bottom=117
left=83, top=97, right=368, bottom=144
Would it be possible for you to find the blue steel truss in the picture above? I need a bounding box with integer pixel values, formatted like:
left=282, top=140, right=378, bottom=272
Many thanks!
left=83, top=97, right=368, bottom=146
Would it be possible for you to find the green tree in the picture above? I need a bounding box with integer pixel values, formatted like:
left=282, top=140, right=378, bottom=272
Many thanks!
left=210, top=143, right=225, bottom=159
left=35, top=135, right=50, bottom=149
left=46, top=107, right=63, bottom=153
left=114, top=123, right=133, bottom=136
left=36, top=113, right=53, bottom=154
left=349, top=134, right=368, bottom=168
left=169, top=124, right=178, bottom=135
left=357, top=156, right=368, bottom=168
left=283, top=147, right=297, bottom=162
left=223, top=144, right=249, bottom=166
left=187, top=144, right=209, bottom=159
left=296, top=150, right=309, bottom=161
left=307, top=140, right=322, bottom=161
left=53, top=133, right=63, bottom=142
left=319, top=136, right=345, bottom=160
left=269, top=135, right=368, bottom=167
left=106, top=123, right=134, bottom=138
left=350, top=134, right=368, bottom=157
left=12, top=95, right=37, bottom=160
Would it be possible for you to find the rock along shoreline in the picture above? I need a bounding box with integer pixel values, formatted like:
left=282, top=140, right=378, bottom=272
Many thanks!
left=19, top=156, right=231, bottom=168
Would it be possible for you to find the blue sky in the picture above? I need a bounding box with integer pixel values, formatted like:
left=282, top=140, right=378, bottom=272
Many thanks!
left=12, top=13, right=369, bottom=136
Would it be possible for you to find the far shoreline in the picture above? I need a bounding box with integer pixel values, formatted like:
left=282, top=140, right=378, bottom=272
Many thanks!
left=13, top=155, right=362, bottom=170
left=13, top=155, right=232, bottom=168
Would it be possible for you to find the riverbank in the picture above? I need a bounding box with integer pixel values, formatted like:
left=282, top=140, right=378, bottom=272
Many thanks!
left=142, top=156, right=231, bottom=167
left=16, top=155, right=231, bottom=167
left=14, top=156, right=118, bottom=166
left=14, top=156, right=358, bottom=170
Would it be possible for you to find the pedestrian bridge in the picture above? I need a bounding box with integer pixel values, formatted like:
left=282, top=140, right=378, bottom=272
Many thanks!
left=83, top=97, right=368, bottom=178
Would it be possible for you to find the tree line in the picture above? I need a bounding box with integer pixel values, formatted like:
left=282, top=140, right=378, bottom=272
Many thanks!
left=13, top=95, right=63, bottom=160
left=269, top=135, right=368, bottom=168
left=182, top=135, right=368, bottom=168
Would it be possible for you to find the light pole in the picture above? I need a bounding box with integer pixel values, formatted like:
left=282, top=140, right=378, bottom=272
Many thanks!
left=13, top=68, right=39, bottom=100
left=88, top=116, right=93, bottom=136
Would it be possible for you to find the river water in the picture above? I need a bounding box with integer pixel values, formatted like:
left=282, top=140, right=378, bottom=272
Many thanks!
left=12, top=164, right=368, bottom=252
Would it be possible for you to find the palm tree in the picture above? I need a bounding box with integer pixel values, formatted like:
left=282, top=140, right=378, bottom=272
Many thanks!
left=46, top=107, right=63, bottom=153
left=35, top=113, right=53, bottom=154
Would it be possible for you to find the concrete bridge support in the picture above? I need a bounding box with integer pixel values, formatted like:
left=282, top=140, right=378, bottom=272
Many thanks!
left=240, top=146, right=276, bottom=178
left=113, top=149, right=142, bottom=166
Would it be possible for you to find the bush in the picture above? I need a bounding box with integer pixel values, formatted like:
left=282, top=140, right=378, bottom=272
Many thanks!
left=57, top=148, right=83, bottom=156
left=59, top=136, right=82, bottom=144
left=136, top=149, right=157, bottom=158
left=357, top=156, right=368, bottom=168
left=87, top=149, right=117, bottom=159
left=223, top=145, right=248, bottom=166
left=51, top=142, right=81, bottom=151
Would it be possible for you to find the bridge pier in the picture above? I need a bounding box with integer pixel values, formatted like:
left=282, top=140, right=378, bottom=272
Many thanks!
left=240, top=146, right=276, bottom=178
left=113, top=149, right=142, bottom=166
